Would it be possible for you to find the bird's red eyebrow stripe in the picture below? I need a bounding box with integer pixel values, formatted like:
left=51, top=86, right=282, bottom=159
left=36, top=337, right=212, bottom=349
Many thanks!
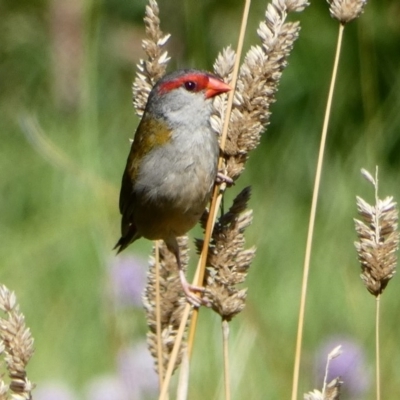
left=158, top=73, right=209, bottom=94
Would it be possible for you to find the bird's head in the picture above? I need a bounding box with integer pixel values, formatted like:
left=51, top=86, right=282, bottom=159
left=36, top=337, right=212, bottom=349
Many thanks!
left=146, top=69, right=231, bottom=128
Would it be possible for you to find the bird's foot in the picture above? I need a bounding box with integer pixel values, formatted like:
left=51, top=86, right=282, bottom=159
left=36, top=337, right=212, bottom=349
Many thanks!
left=179, top=271, right=210, bottom=308
left=216, top=171, right=234, bottom=186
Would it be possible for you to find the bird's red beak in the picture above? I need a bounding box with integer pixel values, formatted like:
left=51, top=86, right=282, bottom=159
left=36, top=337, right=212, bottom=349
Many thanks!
left=205, top=77, right=232, bottom=99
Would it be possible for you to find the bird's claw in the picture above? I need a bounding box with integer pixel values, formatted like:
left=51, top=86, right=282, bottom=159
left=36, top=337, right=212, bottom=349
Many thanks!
left=216, top=171, right=234, bottom=186
left=182, top=282, right=211, bottom=308
left=178, top=260, right=211, bottom=307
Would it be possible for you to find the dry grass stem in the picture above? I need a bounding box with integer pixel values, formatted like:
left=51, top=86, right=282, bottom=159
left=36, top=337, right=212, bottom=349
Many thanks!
left=304, top=346, right=342, bottom=400
left=375, top=294, right=381, bottom=400
left=291, top=21, right=344, bottom=400
left=187, top=0, right=252, bottom=363
left=354, top=168, right=399, bottom=296
left=132, top=0, right=170, bottom=116
left=295, top=5, right=370, bottom=395
left=328, top=0, right=368, bottom=24
left=0, top=285, right=35, bottom=400
left=159, top=304, right=191, bottom=400
left=322, top=346, right=342, bottom=394
left=154, top=241, right=164, bottom=387
left=176, top=348, right=189, bottom=400
left=222, top=319, right=231, bottom=400
left=195, top=0, right=252, bottom=289
left=144, top=237, right=191, bottom=377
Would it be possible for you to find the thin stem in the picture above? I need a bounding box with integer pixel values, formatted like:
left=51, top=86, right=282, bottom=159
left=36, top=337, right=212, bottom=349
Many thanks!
left=374, top=166, right=379, bottom=215
left=376, top=294, right=381, bottom=400
left=187, top=191, right=224, bottom=358
left=370, top=165, right=382, bottom=400
left=155, top=240, right=164, bottom=390
left=159, top=305, right=191, bottom=400
left=218, top=0, right=251, bottom=154
left=291, top=23, right=345, bottom=400
left=222, top=319, right=231, bottom=400
left=372, top=166, right=381, bottom=400
left=188, top=0, right=252, bottom=358
left=177, top=348, right=190, bottom=400
left=159, top=247, right=219, bottom=398
left=159, top=2, right=251, bottom=396
left=321, top=356, right=330, bottom=396
left=187, top=256, right=204, bottom=359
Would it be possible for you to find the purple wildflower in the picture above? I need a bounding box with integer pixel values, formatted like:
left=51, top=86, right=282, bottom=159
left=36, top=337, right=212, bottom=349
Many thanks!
left=109, top=255, right=147, bottom=308
left=85, top=375, right=127, bottom=400
left=35, top=381, right=77, bottom=400
left=117, top=342, right=158, bottom=398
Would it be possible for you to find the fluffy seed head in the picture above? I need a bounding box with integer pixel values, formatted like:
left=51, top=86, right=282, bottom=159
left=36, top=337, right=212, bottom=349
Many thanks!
left=327, top=0, right=368, bottom=24
left=354, top=168, right=399, bottom=296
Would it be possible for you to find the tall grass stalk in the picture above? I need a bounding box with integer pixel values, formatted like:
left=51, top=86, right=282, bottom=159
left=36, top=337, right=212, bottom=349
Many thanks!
left=295, top=1, right=368, bottom=397
left=154, top=241, right=164, bottom=388
left=159, top=1, right=251, bottom=397
left=373, top=169, right=381, bottom=400
left=177, top=349, right=189, bottom=400
left=376, top=294, right=381, bottom=400
left=222, top=320, right=231, bottom=400
left=291, top=23, right=344, bottom=400
left=159, top=305, right=190, bottom=400
left=188, top=0, right=251, bottom=352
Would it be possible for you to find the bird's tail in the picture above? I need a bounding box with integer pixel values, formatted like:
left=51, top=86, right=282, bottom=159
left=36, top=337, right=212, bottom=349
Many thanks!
left=113, top=238, right=128, bottom=254
left=113, top=226, right=140, bottom=254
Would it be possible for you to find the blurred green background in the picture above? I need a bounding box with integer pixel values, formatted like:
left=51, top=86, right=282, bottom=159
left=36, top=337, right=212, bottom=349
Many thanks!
left=1, top=0, right=400, bottom=398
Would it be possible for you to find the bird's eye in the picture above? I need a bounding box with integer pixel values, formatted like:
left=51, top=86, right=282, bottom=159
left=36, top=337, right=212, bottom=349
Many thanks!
left=184, top=81, right=197, bottom=91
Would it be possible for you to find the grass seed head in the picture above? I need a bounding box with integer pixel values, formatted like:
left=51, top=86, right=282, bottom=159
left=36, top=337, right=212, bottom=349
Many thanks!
left=354, top=169, right=399, bottom=296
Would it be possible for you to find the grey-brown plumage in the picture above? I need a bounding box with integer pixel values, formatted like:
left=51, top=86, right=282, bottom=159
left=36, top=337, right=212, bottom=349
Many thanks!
left=115, top=69, right=231, bottom=306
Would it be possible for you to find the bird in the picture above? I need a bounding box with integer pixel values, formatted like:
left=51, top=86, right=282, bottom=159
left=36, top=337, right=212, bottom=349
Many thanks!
left=115, top=69, right=231, bottom=306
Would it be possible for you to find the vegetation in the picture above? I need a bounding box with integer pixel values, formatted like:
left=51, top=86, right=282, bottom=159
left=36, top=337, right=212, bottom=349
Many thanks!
left=1, top=0, right=400, bottom=398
